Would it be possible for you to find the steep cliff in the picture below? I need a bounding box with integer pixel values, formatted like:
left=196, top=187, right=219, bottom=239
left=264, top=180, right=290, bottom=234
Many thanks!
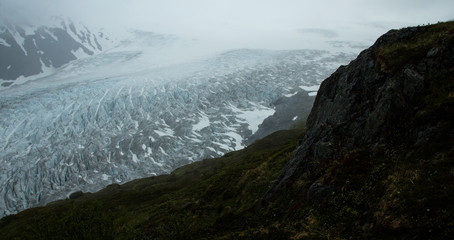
left=263, top=22, right=454, bottom=204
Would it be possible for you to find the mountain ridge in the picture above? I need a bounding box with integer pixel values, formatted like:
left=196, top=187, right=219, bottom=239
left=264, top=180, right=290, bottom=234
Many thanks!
left=0, top=17, right=109, bottom=86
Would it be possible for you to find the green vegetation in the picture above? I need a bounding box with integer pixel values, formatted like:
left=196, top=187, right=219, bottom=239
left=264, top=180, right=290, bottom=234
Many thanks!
left=0, top=129, right=307, bottom=240
left=374, top=21, right=454, bottom=73
left=0, top=21, right=453, bottom=239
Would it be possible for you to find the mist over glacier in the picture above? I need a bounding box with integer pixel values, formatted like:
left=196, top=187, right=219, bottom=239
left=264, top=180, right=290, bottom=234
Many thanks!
left=0, top=28, right=355, bottom=216
left=3, top=0, right=452, bottom=52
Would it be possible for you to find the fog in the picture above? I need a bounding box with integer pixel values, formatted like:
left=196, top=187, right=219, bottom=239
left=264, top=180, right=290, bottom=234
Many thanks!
left=1, top=0, right=453, bottom=50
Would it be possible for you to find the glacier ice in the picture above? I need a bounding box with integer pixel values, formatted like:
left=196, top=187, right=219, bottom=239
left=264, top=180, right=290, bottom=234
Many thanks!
left=0, top=47, right=354, bottom=217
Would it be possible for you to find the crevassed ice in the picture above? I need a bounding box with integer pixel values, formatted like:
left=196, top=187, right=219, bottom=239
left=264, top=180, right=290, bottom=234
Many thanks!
left=0, top=48, right=354, bottom=217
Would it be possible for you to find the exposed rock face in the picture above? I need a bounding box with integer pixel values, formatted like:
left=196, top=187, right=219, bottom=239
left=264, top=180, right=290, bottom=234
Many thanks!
left=262, top=24, right=454, bottom=203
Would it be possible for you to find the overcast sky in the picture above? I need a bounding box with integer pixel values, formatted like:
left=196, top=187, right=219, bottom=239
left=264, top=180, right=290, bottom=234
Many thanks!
left=1, top=0, right=453, bottom=50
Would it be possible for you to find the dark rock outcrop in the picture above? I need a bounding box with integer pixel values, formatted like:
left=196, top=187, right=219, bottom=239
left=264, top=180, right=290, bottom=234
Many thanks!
left=261, top=23, right=454, bottom=203
left=306, top=182, right=334, bottom=204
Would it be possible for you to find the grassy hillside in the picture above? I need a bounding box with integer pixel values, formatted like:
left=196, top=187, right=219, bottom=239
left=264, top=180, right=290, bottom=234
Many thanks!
left=0, top=128, right=307, bottom=240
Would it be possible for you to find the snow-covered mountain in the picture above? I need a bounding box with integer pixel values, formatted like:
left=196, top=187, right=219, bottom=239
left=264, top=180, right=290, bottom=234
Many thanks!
left=0, top=20, right=357, bottom=217
left=0, top=17, right=111, bottom=87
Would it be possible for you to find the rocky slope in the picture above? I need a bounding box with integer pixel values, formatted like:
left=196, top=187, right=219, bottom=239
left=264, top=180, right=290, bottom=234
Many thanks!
left=263, top=21, right=454, bottom=204
left=0, top=22, right=452, bottom=239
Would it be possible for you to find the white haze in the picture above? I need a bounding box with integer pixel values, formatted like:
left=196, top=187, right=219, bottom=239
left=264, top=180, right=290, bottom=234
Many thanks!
left=0, top=0, right=453, bottom=51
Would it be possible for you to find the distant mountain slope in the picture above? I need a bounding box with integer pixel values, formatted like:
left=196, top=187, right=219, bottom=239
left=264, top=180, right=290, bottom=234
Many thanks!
left=246, top=89, right=316, bottom=145
left=0, top=18, right=109, bottom=86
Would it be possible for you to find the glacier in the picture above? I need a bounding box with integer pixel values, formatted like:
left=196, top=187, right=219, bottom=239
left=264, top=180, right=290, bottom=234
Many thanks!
left=0, top=44, right=355, bottom=217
